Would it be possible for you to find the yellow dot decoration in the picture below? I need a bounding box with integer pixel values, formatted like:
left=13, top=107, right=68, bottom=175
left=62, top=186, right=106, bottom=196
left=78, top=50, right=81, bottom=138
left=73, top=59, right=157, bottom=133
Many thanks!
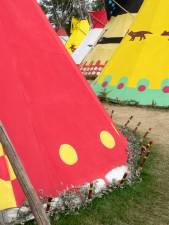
left=59, top=144, right=78, bottom=165
left=100, top=131, right=116, bottom=149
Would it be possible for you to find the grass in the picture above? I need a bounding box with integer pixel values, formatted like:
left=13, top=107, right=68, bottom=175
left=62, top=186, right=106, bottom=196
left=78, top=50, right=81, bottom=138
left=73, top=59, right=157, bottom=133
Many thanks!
left=49, top=145, right=169, bottom=225
left=99, top=98, right=169, bottom=110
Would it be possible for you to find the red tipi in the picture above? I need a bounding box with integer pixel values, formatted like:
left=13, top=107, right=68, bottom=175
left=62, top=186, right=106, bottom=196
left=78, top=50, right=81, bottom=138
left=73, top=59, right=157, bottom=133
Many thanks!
left=0, top=0, right=127, bottom=211
left=90, top=10, right=108, bottom=28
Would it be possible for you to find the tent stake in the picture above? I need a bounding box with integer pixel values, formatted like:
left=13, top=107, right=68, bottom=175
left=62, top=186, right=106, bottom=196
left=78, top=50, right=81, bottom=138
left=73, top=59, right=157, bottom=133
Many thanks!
left=143, top=128, right=152, bottom=138
left=124, top=115, right=133, bottom=128
left=133, top=122, right=141, bottom=133
left=88, top=182, right=94, bottom=199
left=110, top=109, right=114, bottom=119
left=0, top=122, right=51, bottom=225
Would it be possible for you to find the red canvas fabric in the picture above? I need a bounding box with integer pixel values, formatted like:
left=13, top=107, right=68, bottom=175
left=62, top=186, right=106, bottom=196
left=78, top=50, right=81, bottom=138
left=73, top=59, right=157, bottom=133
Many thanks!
left=11, top=179, right=24, bottom=206
left=55, top=27, right=67, bottom=36
left=0, top=0, right=127, bottom=207
left=90, top=10, right=108, bottom=28
left=0, top=157, right=10, bottom=181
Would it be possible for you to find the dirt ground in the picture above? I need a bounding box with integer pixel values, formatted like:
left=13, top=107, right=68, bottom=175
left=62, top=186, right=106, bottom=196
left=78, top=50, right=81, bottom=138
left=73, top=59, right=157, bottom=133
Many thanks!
left=103, top=103, right=169, bottom=150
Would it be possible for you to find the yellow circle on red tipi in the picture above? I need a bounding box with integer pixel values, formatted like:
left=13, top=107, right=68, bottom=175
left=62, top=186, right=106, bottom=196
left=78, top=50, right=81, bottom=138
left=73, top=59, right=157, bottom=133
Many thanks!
left=59, top=144, right=78, bottom=165
left=100, top=131, right=116, bottom=149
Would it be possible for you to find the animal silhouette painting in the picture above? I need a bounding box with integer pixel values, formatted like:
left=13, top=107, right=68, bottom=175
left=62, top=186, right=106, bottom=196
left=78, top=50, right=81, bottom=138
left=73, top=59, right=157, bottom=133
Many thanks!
left=161, top=31, right=169, bottom=40
left=128, top=31, right=153, bottom=41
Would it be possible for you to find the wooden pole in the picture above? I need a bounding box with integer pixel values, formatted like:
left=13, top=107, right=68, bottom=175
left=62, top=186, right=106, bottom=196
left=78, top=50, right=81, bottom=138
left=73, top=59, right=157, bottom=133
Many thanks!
left=79, top=0, right=86, bottom=19
left=112, top=0, right=135, bottom=17
left=0, top=122, right=51, bottom=225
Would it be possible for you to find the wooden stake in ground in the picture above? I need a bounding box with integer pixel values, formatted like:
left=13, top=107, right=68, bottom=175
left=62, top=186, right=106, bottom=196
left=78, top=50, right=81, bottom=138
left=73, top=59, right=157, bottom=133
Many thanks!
left=88, top=182, right=94, bottom=199
left=133, top=122, right=142, bottom=133
left=124, top=115, right=133, bottom=128
left=0, top=122, right=51, bottom=225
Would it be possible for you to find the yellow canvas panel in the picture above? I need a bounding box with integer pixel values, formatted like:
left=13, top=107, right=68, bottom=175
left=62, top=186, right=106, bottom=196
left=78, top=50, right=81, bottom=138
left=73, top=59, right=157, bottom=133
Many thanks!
left=104, top=14, right=136, bottom=38
left=70, top=17, right=79, bottom=34
left=0, top=143, right=4, bottom=157
left=93, top=0, right=169, bottom=106
left=83, top=13, right=135, bottom=65
left=0, top=179, right=17, bottom=210
left=65, top=18, right=90, bottom=54
left=85, top=44, right=118, bottom=64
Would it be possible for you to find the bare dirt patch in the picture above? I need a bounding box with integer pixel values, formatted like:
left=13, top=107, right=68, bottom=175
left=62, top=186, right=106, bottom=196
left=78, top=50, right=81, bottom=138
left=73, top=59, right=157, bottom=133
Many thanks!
left=103, top=103, right=169, bottom=151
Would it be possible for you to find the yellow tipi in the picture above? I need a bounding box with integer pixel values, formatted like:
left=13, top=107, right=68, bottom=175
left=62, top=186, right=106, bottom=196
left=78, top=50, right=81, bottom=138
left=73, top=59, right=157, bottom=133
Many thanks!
left=93, top=0, right=169, bottom=106
left=65, top=17, right=90, bottom=54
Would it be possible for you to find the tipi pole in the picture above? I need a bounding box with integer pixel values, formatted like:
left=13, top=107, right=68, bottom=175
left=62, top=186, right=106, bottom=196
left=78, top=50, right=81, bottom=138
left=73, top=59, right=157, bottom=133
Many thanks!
left=112, top=0, right=135, bottom=17
left=79, top=0, right=87, bottom=19
left=0, top=122, right=51, bottom=225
